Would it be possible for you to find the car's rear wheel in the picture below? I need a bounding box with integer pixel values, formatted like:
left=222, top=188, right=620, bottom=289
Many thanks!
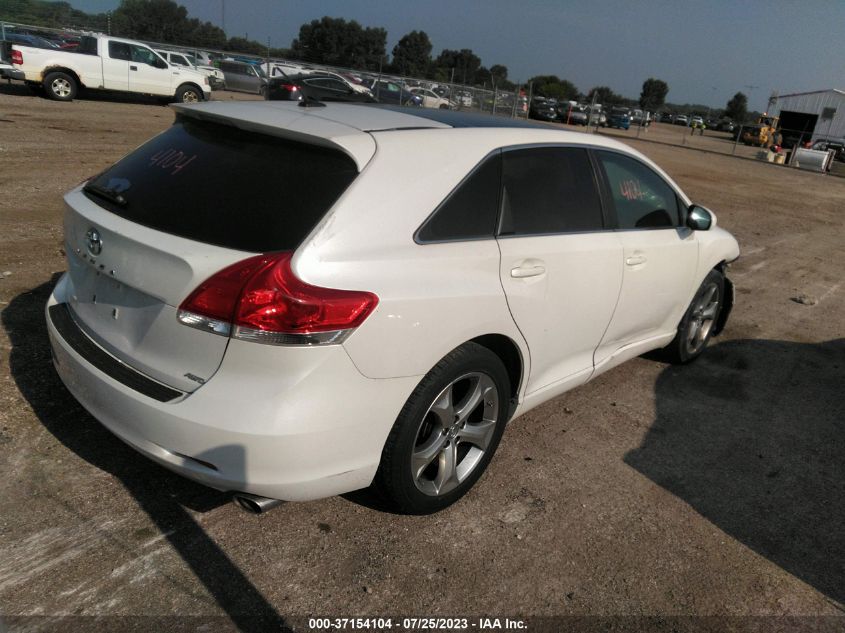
left=374, top=342, right=511, bottom=514
left=662, top=269, right=724, bottom=364
left=43, top=71, right=77, bottom=101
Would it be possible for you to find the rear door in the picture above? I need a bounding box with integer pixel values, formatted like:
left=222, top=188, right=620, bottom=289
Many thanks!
left=497, top=147, right=623, bottom=395
left=102, top=40, right=130, bottom=90
left=593, top=150, right=698, bottom=364
left=64, top=117, right=359, bottom=392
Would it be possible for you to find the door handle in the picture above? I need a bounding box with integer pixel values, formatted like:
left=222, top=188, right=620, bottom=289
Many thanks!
left=626, top=255, right=647, bottom=266
left=130, top=65, right=137, bottom=71
left=510, top=265, right=546, bottom=278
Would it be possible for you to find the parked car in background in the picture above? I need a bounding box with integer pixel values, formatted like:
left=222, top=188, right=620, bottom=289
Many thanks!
left=606, top=107, right=631, bottom=130
left=370, top=79, right=422, bottom=106
left=410, top=87, right=454, bottom=109
left=811, top=139, right=845, bottom=162
left=690, top=116, right=704, bottom=128
left=4, top=32, right=60, bottom=50
left=716, top=119, right=736, bottom=133
left=218, top=59, right=267, bottom=95
left=47, top=103, right=739, bottom=515
left=659, top=112, right=674, bottom=123
left=565, top=107, right=588, bottom=125
left=10, top=34, right=210, bottom=102
left=268, top=73, right=377, bottom=103
left=529, top=97, right=558, bottom=122
left=156, top=49, right=224, bottom=89
left=673, top=114, right=689, bottom=126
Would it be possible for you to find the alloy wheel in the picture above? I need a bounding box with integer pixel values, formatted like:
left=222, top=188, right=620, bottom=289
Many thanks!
left=686, top=283, right=720, bottom=355
left=411, top=372, right=499, bottom=496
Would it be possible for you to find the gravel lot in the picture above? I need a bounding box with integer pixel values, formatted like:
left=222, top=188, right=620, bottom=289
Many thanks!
left=0, top=85, right=843, bottom=632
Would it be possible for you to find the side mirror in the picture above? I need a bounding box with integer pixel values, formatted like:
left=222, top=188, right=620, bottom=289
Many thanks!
left=686, top=205, right=713, bottom=231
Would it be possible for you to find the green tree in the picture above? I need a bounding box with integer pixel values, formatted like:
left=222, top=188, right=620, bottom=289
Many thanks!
left=391, top=30, right=432, bottom=77
left=112, top=0, right=188, bottom=42
left=639, top=78, right=669, bottom=110
left=434, top=48, right=481, bottom=85
left=725, top=91, right=748, bottom=122
left=224, top=36, right=265, bottom=55
left=529, top=75, right=578, bottom=101
left=290, top=16, right=386, bottom=70
left=587, top=85, right=624, bottom=106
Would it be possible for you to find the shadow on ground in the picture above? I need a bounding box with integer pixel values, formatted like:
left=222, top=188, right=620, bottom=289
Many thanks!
left=0, top=80, right=168, bottom=105
left=626, top=338, right=845, bottom=605
left=3, top=276, right=291, bottom=632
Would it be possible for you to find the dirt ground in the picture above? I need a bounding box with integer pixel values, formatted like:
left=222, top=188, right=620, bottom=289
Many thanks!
left=0, top=85, right=843, bottom=633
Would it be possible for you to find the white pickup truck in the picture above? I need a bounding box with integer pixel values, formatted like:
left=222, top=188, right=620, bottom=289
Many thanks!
left=10, top=34, right=211, bottom=102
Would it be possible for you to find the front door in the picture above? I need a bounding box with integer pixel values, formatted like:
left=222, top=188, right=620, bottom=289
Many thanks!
left=593, top=150, right=698, bottom=365
left=127, top=44, right=171, bottom=96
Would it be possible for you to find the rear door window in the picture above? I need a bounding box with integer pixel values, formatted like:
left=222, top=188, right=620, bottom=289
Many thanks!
left=108, top=41, right=131, bottom=61
left=416, top=152, right=501, bottom=242
left=83, top=118, right=358, bottom=252
left=498, top=147, right=604, bottom=236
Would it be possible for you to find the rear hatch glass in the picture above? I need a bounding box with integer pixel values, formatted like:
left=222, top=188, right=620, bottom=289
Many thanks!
left=83, top=116, right=358, bottom=252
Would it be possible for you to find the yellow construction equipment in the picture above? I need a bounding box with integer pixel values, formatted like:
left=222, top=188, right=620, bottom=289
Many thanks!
left=741, top=114, right=779, bottom=147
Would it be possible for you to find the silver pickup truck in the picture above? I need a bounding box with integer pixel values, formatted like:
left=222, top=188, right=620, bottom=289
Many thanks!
left=10, top=34, right=210, bottom=102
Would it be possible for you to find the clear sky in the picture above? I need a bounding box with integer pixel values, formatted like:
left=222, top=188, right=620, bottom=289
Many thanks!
left=68, top=0, right=845, bottom=109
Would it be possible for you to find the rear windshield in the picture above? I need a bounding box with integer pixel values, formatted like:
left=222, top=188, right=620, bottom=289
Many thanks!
left=84, top=117, right=358, bottom=252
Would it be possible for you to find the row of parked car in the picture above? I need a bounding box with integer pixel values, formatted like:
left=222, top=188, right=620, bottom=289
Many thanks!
left=529, top=98, right=655, bottom=129
left=654, top=111, right=738, bottom=132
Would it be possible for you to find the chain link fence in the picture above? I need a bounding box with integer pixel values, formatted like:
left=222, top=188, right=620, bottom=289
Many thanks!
left=594, top=121, right=845, bottom=176
left=4, top=18, right=845, bottom=176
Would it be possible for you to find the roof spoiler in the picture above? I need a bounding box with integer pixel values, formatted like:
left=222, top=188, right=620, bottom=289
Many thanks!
left=171, top=102, right=376, bottom=171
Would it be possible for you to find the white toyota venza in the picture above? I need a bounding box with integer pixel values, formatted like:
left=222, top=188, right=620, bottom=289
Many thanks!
left=46, top=103, right=739, bottom=514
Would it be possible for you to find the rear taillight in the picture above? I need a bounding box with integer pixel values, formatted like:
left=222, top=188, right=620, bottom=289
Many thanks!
left=11, top=50, right=23, bottom=65
left=279, top=83, right=298, bottom=92
left=177, top=252, right=378, bottom=346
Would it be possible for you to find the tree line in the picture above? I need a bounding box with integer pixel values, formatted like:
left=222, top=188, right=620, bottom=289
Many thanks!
left=4, top=0, right=755, bottom=119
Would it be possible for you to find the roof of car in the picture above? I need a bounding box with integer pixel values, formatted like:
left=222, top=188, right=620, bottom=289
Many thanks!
left=171, top=101, right=637, bottom=170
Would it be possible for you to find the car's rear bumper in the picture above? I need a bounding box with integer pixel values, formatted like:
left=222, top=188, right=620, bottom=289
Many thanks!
left=46, top=273, right=420, bottom=501
left=0, top=66, right=25, bottom=81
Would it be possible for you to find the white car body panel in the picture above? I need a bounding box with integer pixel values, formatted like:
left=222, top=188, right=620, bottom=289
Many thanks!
left=46, top=102, right=740, bottom=501
left=497, top=232, right=622, bottom=394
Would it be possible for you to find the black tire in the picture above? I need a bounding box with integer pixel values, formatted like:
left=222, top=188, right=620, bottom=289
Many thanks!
left=373, top=342, right=511, bottom=514
left=175, top=84, right=202, bottom=103
left=661, top=269, right=725, bottom=364
left=43, top=71, right=77, bottom=101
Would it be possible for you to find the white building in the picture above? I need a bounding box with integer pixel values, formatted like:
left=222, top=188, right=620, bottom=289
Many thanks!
left=769, top=89, right=845, bottom=142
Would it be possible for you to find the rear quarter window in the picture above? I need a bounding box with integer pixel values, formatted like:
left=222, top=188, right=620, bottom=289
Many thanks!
left=84, top=117, right=358, bottom=252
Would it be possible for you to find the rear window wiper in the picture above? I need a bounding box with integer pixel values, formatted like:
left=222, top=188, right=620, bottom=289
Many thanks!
left=83, top=182, right=128, bottom=207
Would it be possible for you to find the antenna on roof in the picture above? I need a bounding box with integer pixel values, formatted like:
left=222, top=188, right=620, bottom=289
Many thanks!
left=298, top=95, right=326, bottom=108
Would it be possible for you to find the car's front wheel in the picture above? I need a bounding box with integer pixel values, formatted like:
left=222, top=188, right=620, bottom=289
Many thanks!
left=374, top=342, right=511, bottom=514
left=175, top=84, right=202, bottom=103
left=662, top=269, right=724, bottom=364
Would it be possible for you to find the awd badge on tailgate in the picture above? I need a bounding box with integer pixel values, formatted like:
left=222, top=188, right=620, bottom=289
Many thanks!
left=85, top=228, right=103, bottom=256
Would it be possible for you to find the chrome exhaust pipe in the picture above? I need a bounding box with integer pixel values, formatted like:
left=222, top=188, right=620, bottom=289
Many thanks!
left=232, top=492, right=284, bottom=514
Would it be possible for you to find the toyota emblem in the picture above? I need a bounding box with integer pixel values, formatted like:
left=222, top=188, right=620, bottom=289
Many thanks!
left=85, top=228, right=103, bottom=256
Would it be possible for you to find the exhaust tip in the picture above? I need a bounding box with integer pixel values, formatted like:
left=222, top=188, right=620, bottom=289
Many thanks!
left=232, top=492, right=284, bottom=514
